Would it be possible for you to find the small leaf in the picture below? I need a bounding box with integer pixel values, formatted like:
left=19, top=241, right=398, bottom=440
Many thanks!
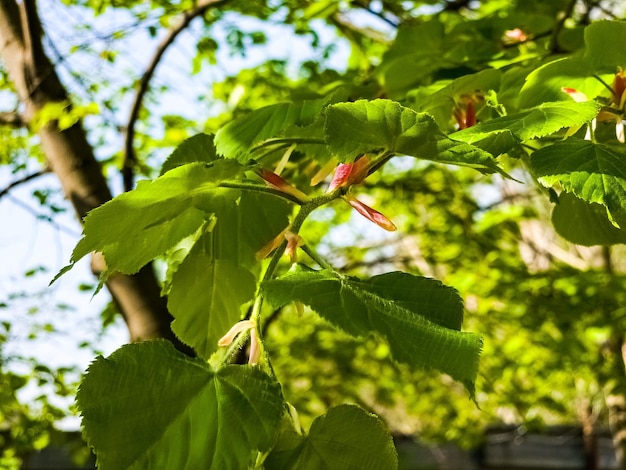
left=263, top=268, right=481, bottom=393
left=77, top=341, right=284, bottom=470
left=325, top=99, right=501, bottom=173
left=552, top=192, right=626, bottom=246
left=265, top=404, right=397, bottom=470
left=215, top=99, right=327, bottom=162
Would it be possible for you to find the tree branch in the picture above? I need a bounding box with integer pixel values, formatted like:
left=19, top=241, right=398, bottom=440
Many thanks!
left=0, top=111, right=25, bottom=127
left=0, top=0, right=193, bottom=355
left=0, top=168, right=50, bottom=199
left=123, top=0, right=228, bottom=192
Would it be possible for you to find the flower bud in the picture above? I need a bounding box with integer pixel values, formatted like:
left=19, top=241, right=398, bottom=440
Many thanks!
left=327, top=156, right=371, bottom=192
left=257, top=168, right=310, bottom=202
left=344, top=195, right=396, bottom=231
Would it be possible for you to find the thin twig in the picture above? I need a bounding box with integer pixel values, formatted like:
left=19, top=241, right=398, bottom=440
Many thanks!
left=123, top=0, right=228, bottom=192
left=549, top=0, right=579, bottom=54
left=0, top=168, right=51, bottom=200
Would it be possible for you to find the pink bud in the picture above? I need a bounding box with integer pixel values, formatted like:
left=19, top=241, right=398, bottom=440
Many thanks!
left=345, top=195, right=396, bottom=231
left=327, top=156, right=370, bottom=192
left=218, top=320, right=255, bottom=347
left=257, top=168, right=310, bottom=202
left=248, top=327, right=261, bottom=365
left=613, top=69, right=626, bottom=108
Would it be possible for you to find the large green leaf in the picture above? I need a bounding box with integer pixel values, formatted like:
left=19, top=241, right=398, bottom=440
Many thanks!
left=214, top=98, right=328, bottom=162
left=582, top=20, right=626, bottom=74
left=70, top=160, right=244, bottom=276
left=265, top=405, right=397, bottom=470
left=77, top=341, right=284, bottom=470
left=168, top=254, right=256, bottom=359
left=324, top=99, right=500, bottom=173
left=164, top=192, right=291, bottom=358
left=263, top=267, right=482, bottom=393
left=452, top=101, right=601, bottom=155
left=530, top=140, right=626, bottom=224
left=552, top=192, right=626, bottom=246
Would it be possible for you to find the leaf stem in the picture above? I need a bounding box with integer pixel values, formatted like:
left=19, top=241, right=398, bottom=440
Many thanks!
left=218, top=181, right=303, bottom=205
left=301, top=244, right=334, bottom=271
left=251, top=137, right=325, bottom=153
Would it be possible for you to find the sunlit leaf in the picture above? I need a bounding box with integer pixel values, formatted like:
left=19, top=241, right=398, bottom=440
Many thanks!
left=452, top=101, right=601, bottom=154
left=263, top=267, right=482, bottom=394
left=530, top=140, right=626, bottom=224
left=77, top=341, right=284, bottom=470
left=160, top=133, right=218, bottom=175
left=71, top=161, right=244, bottom=276
left=324, top=99, right=501, bottom=173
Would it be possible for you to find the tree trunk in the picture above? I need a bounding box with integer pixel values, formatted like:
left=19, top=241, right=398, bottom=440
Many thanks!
left=0, top=0, right=192, bottom=355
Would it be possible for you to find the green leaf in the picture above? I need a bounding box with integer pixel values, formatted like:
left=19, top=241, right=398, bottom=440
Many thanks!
left=411, top=69, right=502, bottom=128
left=519, top=20, right=626, bottom=107
left=160, top=133, right=218, bottom=175
left=530, top=140, right=626, bottom=223
left=165, top=192, right=291, bottom=357
left=265, top=404, right=397, bottom=470
left=324, top=99, right=501, bottom=173
left=168, top=255, right=256, bottom=358
left=263, top=267, right=482, bottom=393
left=214, top=98, right=327, bottom=162
left=77, top=341, right=284, bottom=470
left=70, top=161, right=244, bottom=275
left=552, top=192, right=626, bottom=246
left=452, top=101, right=601, bottom=154
left=377, top=21, right=446, bottom=97
left=582, top=20, right=626, bottom=74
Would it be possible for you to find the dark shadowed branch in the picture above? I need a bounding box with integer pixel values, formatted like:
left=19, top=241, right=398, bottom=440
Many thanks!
left=123, top=0, right=228, bottom=192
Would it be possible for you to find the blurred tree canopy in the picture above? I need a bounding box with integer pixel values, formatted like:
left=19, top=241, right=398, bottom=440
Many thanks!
left=2, top=0, right=626, bottom=468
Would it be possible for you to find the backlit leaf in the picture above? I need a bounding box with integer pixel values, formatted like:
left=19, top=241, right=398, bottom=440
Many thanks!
left=530, top=140, right=626, bottom=224
left=324, top=99, right=500, bottom=173
left=552, top=192, right=626, bottom=246
left=263, top=267, right=482, bottom=394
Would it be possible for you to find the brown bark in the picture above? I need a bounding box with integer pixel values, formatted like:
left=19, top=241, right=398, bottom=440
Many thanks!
left=0, top=0, right=192, bottom=354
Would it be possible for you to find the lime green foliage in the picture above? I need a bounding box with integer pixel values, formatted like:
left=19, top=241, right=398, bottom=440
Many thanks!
left=77, top=341, right=284, bottom=469
left=265, top=404, right=398, bottom=469
left=263, top=267, right=481, bottom=393
left=452, top=101, right=601, bottom=154
left=531, top=140, right=626, bottom=224
left=325, top=99, right=501, bottom=173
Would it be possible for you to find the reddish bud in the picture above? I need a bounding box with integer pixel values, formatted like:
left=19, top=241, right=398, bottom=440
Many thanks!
left=454, top=98, right=477, bottom=130
left=327, top=157, right=371, bottom=192
left=561, top=87, right=588, bottom=102
left=345, top=195, right=396, bottom=231
left=612, top=69, right=626, bottom=108
left=257, top=168, right=310, bottom=202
